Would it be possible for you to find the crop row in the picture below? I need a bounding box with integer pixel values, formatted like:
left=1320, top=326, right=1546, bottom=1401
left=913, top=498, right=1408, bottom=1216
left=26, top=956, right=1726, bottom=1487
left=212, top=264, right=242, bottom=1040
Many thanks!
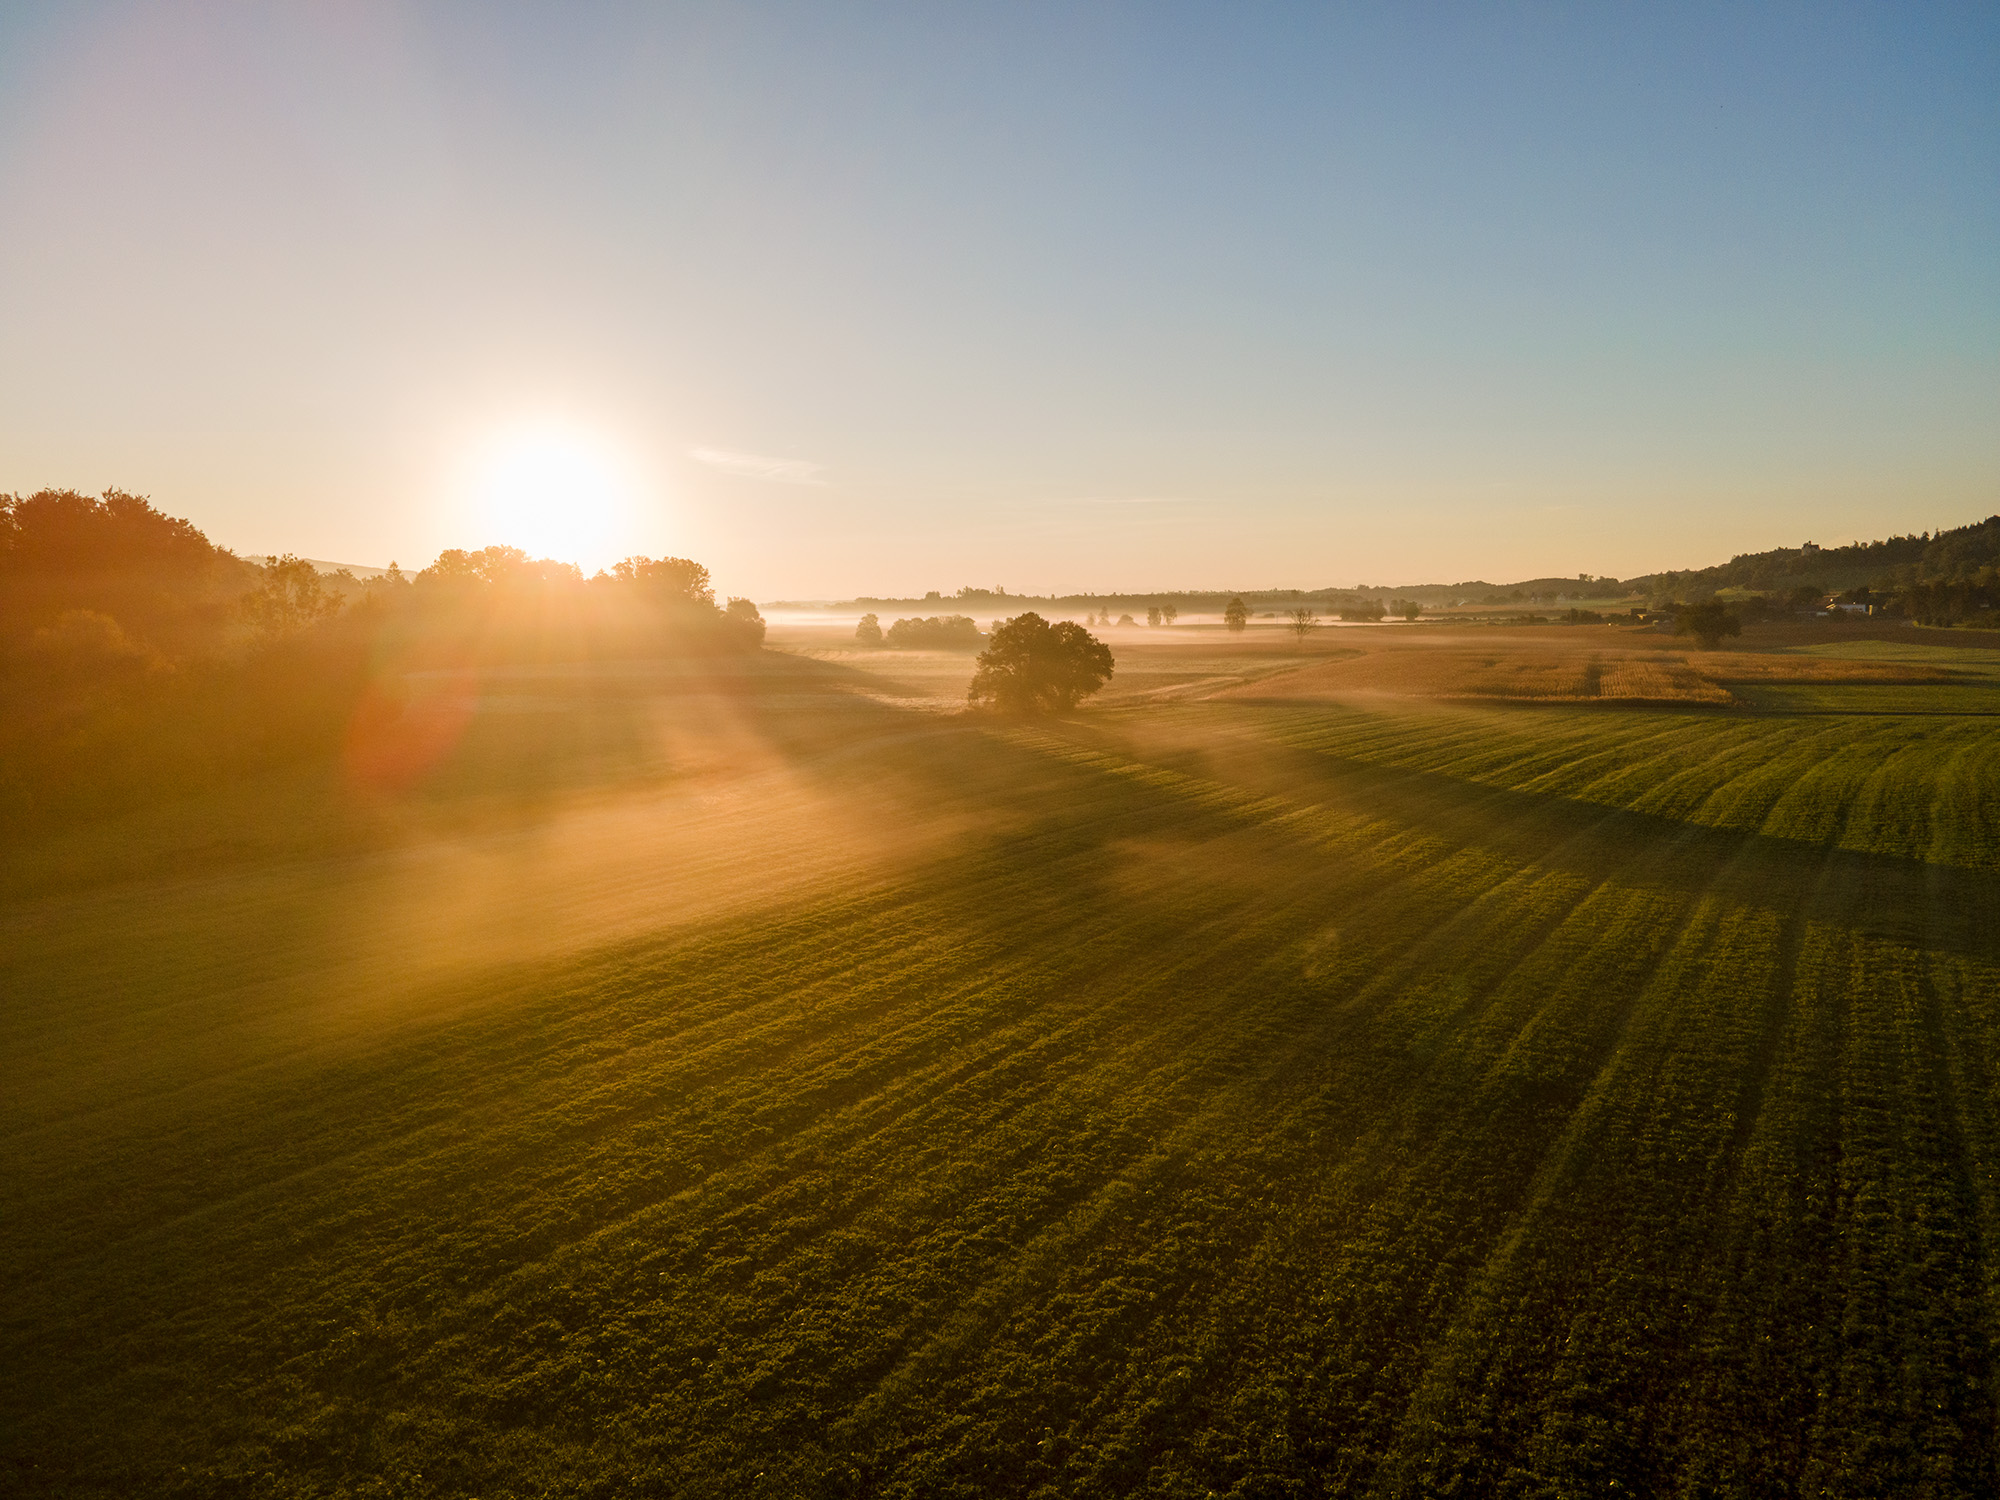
left=4, top=688, right=1997, bottom=1495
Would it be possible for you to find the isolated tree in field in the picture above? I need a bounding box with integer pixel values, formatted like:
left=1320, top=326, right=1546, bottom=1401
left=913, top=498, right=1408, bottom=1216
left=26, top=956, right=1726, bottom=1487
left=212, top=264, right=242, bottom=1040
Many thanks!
left=1161, top=603, right=1178, bottom=626
left=1224, top=597, right=1248, bottom=632
left=855, top=612, right=882, bottom=645
left=1675, top=600, right=1742, bottom=649
left=1287, top=606, right=1320, bottom=642
left=1395, top=599, right=1421, bottom=621
left=967, top=612, right=1114, bottom=713
left=1146, top=605, right=1161, bottom=627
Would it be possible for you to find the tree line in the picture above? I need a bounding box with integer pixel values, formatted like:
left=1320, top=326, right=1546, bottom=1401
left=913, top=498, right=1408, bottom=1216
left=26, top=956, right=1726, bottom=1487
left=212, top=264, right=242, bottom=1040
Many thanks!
left=0, top=489, right=765, bottom=834
left=2, top=489, right=1133, bottom=835
left=1629, top=515, right=2000, bottom=600
left=1648, top=580, right=2000, bottom=641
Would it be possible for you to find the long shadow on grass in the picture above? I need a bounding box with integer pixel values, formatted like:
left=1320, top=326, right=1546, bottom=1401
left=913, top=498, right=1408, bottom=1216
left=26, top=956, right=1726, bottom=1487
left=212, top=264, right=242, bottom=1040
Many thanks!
left=1159, top=715, right=2000, bottom=964
left=694, top=662, right=1997, bottom=967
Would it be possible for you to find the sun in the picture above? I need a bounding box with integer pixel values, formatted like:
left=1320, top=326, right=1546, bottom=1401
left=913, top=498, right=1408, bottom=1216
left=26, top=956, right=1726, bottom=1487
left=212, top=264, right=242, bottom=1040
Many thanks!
left=456, top=421, right=642, bottom=569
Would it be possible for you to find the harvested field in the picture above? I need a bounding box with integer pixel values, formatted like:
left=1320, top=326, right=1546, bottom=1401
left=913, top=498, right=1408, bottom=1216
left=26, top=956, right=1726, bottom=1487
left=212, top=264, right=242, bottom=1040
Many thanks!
left=1218, top=625, right=1971, bottom=704
left=6, top=624, right=2000, bottom=1497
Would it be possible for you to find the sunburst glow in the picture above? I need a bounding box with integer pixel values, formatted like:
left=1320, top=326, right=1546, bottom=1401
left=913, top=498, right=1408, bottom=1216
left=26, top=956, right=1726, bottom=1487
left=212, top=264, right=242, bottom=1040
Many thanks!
left=455, top=422, right=642, bottom=568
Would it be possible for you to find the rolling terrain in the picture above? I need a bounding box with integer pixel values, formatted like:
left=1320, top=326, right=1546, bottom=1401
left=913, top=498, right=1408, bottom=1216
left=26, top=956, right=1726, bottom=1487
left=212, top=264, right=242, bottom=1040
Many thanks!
left=6, top=622, right=2000, bottom=1497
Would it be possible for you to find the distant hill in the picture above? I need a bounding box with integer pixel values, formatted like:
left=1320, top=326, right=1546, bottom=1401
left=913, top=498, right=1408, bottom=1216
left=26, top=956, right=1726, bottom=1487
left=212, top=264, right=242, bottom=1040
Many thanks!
left=299, top=558, right=393, bottom=579
left=1355, top=518, right=2000, bottom=603
left=1620, top=515, right=2000, bottom=597
left=376, top=516, right=2000, bottom=613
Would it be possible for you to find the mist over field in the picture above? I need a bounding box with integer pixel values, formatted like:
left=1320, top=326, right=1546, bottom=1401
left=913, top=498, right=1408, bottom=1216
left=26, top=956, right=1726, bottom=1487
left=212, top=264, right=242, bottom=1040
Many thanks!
left=7, top=3, right=2000, bottom=1495
left=7, top=488, right=2000, bottom=1497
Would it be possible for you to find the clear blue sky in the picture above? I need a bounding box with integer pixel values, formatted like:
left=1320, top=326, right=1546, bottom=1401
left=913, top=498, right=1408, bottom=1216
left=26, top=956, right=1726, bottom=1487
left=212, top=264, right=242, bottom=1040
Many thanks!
left=2, top=2, right=1995, bottom=597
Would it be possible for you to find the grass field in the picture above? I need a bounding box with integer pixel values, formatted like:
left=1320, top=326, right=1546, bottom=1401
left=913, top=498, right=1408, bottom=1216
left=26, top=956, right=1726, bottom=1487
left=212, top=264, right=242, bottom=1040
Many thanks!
left=6, top=622, right=2000, bottom=1497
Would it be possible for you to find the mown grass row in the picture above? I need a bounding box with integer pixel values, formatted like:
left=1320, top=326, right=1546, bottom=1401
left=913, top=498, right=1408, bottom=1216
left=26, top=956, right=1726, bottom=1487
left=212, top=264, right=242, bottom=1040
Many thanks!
left=1257, top=703, right=2000, bottom=870
left=5, top=684, right=1998, bottom=1496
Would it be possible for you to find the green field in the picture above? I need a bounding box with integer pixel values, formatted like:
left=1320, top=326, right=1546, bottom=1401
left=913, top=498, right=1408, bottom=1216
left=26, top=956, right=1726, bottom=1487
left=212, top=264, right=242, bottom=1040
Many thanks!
left=7, top=632, right=2000, bottom=1497
left=1725, top=639, right=2000, bottom=715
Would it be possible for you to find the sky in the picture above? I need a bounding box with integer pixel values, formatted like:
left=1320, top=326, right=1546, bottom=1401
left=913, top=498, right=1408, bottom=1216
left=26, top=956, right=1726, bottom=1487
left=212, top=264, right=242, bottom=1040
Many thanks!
left=1, top=2, right=1996, bottom=599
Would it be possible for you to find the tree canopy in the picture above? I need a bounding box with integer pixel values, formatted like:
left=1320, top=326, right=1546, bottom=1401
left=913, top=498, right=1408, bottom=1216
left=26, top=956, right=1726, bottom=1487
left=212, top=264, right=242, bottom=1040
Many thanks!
left=0, top=488, right=250, bottom=652
left=967, top=612, right=1114, bottom=713
left=885, top=615, right=983, bottom=651
left=725, top=597, right=767, bottom=646
left=243, top=555, right=343, bottom=638
left=0, top=491, right=766, bottom=835
left=1675, top=600, right=1742, bottom=649
left=420, top=545, right=583, bottom=590
left=606, top=554, right=713, bottom=605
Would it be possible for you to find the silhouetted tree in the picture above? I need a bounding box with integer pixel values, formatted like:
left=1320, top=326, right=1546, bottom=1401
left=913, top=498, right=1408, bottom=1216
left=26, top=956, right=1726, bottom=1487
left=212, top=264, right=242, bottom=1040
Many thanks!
left=0, top=487, right=250, bottom=653
left=243, top=555, right=342, bottom=638
left=423, top=546, right=584, bottom=590
left=368, top=561, right=410, bottom=599
left=1676, top=601, right=1742, bottom=649
left=608, top=554, right=714, bottom=604
left=967, top=613, right=1114, bottom=713
left=1147, top=605, right=1161, bottom=627
left=725, top=597, right=767, bottom=646
left=1287, top=606, right=1320, bottom=642
left=23, top=609, right=163, bottom=686
left=1224, top=597, right=1248, bottom=633
left=1161, top=603, right=1178, bottom=626
left=885, top=615, right=984, bottom=650
left=0, top=494, right=773, bottom=836
left=855, top=612, right=882, bottom=645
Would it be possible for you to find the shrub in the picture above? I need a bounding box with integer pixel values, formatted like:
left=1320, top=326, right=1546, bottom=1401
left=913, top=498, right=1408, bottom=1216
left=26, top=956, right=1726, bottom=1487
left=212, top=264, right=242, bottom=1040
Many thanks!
left=884, top=615, right=983, bottom=651
left=1675, top=601, right=1742, bottom=649
left=725, top=597, right=767, bottom=647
